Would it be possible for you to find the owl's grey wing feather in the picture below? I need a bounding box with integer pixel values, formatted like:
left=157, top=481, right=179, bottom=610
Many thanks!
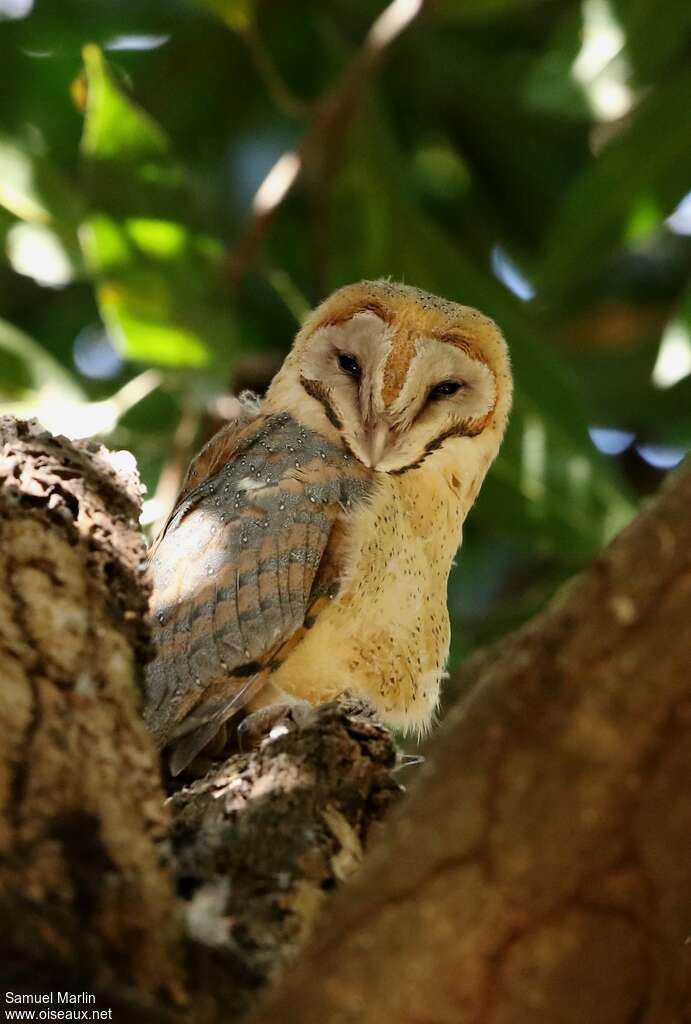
left=144, top=411, right=371, bottom=773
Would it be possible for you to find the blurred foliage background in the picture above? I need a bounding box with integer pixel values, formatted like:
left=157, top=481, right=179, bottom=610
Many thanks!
left=1, top=0, right=690, bottom=671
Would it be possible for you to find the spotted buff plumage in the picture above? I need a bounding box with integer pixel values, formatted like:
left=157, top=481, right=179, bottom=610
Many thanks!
left=144, top=280, right=512, bottom=774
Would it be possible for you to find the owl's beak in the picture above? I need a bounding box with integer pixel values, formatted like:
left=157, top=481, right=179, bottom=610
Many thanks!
left=366, top=420, right=391, bottom=468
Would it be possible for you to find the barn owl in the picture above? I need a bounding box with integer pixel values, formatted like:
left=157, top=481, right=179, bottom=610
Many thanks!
left=144, top=280, right=512, bottom=774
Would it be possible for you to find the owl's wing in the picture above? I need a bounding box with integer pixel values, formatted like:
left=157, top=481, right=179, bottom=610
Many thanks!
left=144, top=411, right=371, bottom=774
left=147, top=391, right=261, bottom=563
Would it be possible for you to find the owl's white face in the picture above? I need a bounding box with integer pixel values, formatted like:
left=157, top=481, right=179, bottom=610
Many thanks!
left=266, top=281, right=511, bottom=477
left=299, top=311, right=498, bottom=472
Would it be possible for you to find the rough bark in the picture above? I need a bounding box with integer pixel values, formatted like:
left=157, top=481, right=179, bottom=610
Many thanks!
left=0, top=417, right=183, bottom=1015
left=169, top=701, right=401, bottom=1021
left=252, top=462, right=691, bottom=1024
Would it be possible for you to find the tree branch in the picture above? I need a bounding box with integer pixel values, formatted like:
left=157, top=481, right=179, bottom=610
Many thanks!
left=0, top=417, right=182, bottom=1015
left=169, top=701, right=401, bottom=1021
left=226, top=0, right=428, bottom=288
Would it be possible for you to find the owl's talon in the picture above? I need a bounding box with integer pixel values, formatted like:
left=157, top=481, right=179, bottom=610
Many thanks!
left=394, top=751, right=426, bottom=772
left=237, top=699, right=314, bottom=751
left=335, top=692, right=380, bottom=721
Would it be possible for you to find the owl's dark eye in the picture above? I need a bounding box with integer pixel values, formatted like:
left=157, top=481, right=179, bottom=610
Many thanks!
left=430, top=380, right=463, bottom=399
left=338, top=353, right=361, bottom=379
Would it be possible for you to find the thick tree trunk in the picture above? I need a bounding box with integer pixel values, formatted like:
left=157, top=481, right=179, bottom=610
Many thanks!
left=1, top=418, right=689, bottom=1024
left=0, top=418, right=182, bottom=1016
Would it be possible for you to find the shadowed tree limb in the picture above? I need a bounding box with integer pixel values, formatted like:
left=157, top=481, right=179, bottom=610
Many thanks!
left=0, top=417, right=183, bottom=1017
left=168, top=701, right=402, bottom=1021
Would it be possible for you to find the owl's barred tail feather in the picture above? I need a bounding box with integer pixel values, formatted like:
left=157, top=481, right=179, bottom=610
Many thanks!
left=168, top=720, right=222, bottom=777
left=165, top=674, right=266, bottom=776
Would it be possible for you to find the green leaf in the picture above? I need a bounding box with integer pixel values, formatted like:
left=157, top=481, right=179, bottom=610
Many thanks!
left=78, top=46, right=186, bottom=220
left=521, top=10, right=589, bottom=120
left=100, top=303, right=211, bottom=367
left=0, top=319, right=84, bottom=400
left=80, top=214, right=231, bottom=368
left=195, top=0, right=254, bottom=32
left=75, top=48, right=235, bottom=370
left=81, top=44, right=169, bottom=161
left=613, top=0, right=691, bottom=83
left=543, top=70, right=691, bottom=294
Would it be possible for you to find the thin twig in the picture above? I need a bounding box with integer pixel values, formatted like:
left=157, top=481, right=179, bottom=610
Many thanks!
left=241, top=19, right=307, bottom=120
left=225, top=0, right=427, bottom=288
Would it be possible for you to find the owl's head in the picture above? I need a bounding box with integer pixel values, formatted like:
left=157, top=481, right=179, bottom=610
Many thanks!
left=265, top=280, right=512, bottom=479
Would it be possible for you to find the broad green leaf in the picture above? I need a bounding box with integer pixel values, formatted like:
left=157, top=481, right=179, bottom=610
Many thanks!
left=0, top=319, right=84, bottom=400
left=76, top=49, right=234, bottom=369
left=99, top=301, right=210, bottom=366
left=521, top=10, right=589, bottom=120
left=543, top=70, right=691, bottom=294
left=613, top=0, right=691, bottom=83
left=195, top=0, right=254, bottom=32
left=78, top=46, right=186, bottom=220
left=81, top=44, right=169, bottom=161
left=410, top=144, right=472, bottom=202
left=80, top=214, right=230, bottom=368
left=126, top=219, right=187, bottom=259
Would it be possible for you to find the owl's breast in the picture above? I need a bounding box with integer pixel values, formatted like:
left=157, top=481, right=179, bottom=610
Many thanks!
left=270, top=464, right=464, bottom=732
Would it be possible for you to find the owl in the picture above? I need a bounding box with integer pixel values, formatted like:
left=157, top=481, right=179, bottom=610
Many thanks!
left=144, top=280, right=512, bottom=774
